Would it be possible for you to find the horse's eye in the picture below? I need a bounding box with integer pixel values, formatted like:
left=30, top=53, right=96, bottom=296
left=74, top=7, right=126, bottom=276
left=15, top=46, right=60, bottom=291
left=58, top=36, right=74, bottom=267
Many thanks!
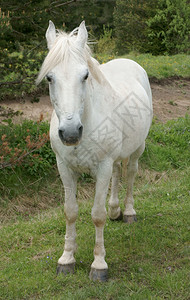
left=46, top=75, right=52, bottom=83
left=83, top=71, right=89, bottom=81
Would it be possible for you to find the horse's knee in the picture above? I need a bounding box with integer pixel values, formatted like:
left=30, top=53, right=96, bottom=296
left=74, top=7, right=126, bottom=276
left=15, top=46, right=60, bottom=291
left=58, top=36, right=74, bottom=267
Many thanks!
left=91, top=207, right=106, bottom=227
left=64, top=203, right=78, bottom=223
left=108, top=198, right=122, bottom=220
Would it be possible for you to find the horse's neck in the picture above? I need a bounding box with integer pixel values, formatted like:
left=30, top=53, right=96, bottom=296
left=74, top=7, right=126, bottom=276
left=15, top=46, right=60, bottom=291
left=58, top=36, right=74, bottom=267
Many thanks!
left=82, top=73, right=116, bottom=127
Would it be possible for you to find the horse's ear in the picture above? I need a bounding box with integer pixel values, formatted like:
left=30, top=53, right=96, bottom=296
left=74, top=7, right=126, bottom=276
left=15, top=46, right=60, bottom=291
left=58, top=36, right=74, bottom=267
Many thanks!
left=76, top=21, right=88, bottom=48
left=46, top=20, right=56, bottom=50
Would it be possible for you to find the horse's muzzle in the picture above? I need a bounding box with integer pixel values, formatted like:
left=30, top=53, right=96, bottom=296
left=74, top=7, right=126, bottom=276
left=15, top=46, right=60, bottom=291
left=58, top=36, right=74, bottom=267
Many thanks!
left=58, top=124, right=83, bottom=146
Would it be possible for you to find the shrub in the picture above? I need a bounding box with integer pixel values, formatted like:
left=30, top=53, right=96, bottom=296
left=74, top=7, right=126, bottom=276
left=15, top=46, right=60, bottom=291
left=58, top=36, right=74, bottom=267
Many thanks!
left=94, top=25, right=116, bottom=64
left=95, top=25, right=116, bottom=56
left=0, top=119, right=55, bottom=176
left=0, top=48, right=47, bottom=100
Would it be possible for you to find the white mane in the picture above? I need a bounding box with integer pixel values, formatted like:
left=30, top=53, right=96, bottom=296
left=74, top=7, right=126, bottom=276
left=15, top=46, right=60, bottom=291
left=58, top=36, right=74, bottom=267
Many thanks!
left=36, top=29, right=101, bottom=84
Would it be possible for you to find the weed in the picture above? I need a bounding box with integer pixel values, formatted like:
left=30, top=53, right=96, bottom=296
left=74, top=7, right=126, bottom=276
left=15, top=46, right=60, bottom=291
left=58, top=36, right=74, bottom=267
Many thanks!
left=0, top=119, right=56, bottom=199
left=0, top=119, right=55, bottom=173
left=168, top=100, right=177, bottom=106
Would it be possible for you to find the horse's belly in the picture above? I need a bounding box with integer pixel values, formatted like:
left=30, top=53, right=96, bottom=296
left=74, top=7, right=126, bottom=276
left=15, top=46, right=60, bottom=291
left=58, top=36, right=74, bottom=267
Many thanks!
left=115, top=90, right=152, bottom=159
left=121, top=114, right=152, bottom=158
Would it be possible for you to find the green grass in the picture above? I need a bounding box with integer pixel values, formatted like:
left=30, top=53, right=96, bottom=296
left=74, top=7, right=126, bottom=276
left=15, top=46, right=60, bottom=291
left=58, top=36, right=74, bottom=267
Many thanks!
left=123, top=53, right=190, bottom=79
left=96, top=53, right=190, bottom=79
left=0, top=116, right=190, bottom=299
left=0, top=167, right=189, bottom=299
left=141, top=115, right=190, bottom=170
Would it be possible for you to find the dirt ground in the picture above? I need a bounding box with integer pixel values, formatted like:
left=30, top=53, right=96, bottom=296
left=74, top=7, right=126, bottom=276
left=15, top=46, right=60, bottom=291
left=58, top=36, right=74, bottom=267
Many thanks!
left=151, top=79, right=190, bottom=122
left=0, top=79, right=190, bottom=123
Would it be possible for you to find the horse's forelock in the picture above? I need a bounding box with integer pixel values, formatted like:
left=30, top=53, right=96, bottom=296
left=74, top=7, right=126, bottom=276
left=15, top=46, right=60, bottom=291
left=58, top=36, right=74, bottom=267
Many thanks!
left=36, top=28, right=104, bottom=86
left=36, top=30, right=93, bottom=85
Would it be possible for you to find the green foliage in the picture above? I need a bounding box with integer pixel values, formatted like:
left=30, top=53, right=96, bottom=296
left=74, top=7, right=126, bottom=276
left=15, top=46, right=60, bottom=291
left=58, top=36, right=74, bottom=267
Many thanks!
left=113, top=0, right=156, bottom=54
left=0, top=1, right=116, bottom=99
left=0, top=48, right=47, bottom=100
left=0, top=1, right=116, bottom=50
left=0, top=119, right=56, bottom=199
left=141, top=115, right=190, bottom=170
left=114, top=0, right=190, bottom=55
left=147, top=0, right=190, bottom=55
left=1, top=1, right=190, bottom=100
left=1, top=49, right=189, bottom=100
left=0, top=119, right=55, bottom=175
left=94, top=25, right=116, bottom=64
left=95, top=25, right=116, bottom=56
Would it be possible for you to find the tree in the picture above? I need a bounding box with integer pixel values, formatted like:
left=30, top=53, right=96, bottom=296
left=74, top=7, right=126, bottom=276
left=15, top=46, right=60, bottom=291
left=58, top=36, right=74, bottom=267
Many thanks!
left=0, top=0, right=116, bottom=99
left=113, top=0, right=156, bottom=54
left=113, top=0, right=190, bottom=55
left=147, top=0, right=190, bottom=54
left=0, top=0, right=116, bottom=50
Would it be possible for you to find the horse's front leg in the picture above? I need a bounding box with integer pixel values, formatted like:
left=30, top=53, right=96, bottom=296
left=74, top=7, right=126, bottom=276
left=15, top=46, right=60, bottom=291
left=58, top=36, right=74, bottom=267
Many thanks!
left=89, top=160, right=113, bottom=282
left=56, top=157, right=78, bottom=275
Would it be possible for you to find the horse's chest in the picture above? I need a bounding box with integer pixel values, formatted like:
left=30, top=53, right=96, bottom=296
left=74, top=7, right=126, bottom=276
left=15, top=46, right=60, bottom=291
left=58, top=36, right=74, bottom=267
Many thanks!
left=65, top=121, right=123, bottom=174
left=65, top=143, right=100, bottom=175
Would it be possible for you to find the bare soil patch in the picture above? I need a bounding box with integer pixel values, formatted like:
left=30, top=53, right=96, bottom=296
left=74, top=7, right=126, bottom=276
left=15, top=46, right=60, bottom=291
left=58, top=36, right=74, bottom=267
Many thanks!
left=151, top=79, right=190, bottom=122
left=1, top=79, right=189, bottom=123
left=0, top=95, right=53, bottom=123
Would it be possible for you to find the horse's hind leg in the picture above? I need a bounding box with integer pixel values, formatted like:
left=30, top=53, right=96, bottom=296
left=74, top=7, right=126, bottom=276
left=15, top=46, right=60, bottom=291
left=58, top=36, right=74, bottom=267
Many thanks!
left=108, top=161, right=123, bottom=221
left=124, top=142, right=145, bottom=224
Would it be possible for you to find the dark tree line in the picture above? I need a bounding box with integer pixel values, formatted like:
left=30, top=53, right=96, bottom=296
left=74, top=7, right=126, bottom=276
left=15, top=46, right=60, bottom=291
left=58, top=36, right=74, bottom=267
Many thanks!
left=0, top=0, right=189, bottom=99
left=0, top=0, right=189, bottom=54
left=0, top=0, right=116, bottom=50
left=114, top=0, right=190, bottom=55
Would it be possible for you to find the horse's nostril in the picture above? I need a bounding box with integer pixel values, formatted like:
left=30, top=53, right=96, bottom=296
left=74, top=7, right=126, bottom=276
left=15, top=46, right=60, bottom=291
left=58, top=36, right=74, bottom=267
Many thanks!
left=58, top=129, right=64, bottom=140
left=78, top=125, right=83, bottom=137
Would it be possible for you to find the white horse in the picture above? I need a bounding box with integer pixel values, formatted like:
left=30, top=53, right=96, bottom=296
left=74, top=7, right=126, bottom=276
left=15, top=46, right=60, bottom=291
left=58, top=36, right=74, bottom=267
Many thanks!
left=37, top=21, right=153, bottom=281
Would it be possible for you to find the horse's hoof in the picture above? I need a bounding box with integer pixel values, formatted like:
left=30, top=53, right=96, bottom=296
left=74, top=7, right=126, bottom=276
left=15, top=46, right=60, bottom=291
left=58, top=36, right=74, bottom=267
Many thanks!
left=110, top=211, right=123, bottom=221
left=57, top=263, right=75, bottom=275
left=123, top=215, right=137, bottom=224
left=89, top=268, right=108, bottom=282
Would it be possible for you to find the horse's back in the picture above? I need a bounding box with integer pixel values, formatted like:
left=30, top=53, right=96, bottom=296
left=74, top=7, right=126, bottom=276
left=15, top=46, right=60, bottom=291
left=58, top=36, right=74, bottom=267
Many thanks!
left=100, top=58, right=151, bottom=100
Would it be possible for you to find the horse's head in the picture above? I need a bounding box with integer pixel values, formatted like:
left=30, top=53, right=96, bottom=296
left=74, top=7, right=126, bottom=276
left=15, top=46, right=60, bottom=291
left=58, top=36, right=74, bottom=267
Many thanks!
left=38, top=21, right=90, bottom=146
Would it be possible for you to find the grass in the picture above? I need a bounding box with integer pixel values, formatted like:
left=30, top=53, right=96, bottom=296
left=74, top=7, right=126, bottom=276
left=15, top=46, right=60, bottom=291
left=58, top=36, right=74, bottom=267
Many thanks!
left=0, top=168, right=189, bottom=299
left=96, top=53, right=190, bottom=80
left=141, top=115, right=190, bottom=170
left=0, top=116, right=190, bottom=299
left=122, top=53, right=190, bottom=79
